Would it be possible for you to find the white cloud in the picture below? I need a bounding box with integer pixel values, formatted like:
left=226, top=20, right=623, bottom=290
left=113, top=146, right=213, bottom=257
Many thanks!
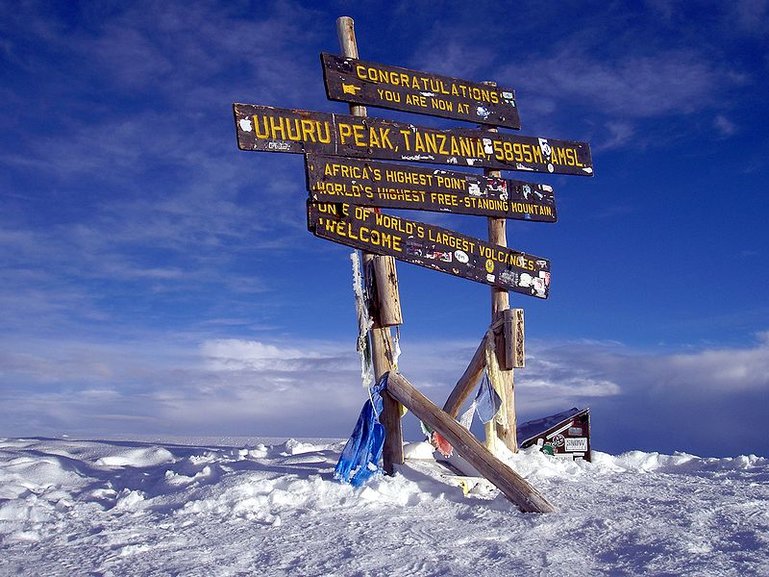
left=409, top=38, right=495, bottom=81
left=500, top=49, right=725, bottom=118
left=522, top=336, right=769, bottom=402
left=734, top=0, right=769, bottom=33
left=517, top=335, right=769, bottom=455
left=0, top=334, right=362, bottom=436
left=3, top=331, right=768, bottom=455
left=200, top=338, right=321, bottom=371
left=597, top=121, right=636, bottom=151
left=714, top=114, right=737, bottom=136
left=644, top=0, right=677, bottom=21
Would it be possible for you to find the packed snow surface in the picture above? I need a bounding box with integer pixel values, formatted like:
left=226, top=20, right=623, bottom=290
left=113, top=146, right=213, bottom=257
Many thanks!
left=1, top=437, right=768, bottom=576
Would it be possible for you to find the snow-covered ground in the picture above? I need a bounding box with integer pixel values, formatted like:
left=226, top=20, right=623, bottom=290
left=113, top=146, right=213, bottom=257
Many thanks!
left=1, top=436, right=768, bottom=576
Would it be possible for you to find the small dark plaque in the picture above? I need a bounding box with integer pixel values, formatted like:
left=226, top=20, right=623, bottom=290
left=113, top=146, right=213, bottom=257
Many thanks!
left=518, top=408, right=592, bottom=462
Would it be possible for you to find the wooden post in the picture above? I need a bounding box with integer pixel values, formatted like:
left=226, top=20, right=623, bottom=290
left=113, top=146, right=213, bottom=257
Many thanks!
left=369, top=254, right=402, bottom=328
left=488, top=216, right=518, bottom=453
left=442, top=336, right=487, bottom=418
left=337, top=16, right=404, bottom=474
left=386, top=372, right=555, bottom=513
left=483, top=81, right=517, bottom=453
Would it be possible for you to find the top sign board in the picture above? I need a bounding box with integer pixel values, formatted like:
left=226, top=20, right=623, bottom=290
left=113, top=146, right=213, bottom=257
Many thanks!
left=321, top=53, right=521, bottom=129
left=234, top=104, right=593, bottom=176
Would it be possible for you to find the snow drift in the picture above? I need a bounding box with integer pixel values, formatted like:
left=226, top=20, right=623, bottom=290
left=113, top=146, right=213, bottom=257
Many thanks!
left=1, top=436, right=767, bottom=576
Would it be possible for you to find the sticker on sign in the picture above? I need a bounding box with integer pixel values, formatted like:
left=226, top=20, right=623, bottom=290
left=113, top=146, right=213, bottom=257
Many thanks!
left=564, top=437, right=589, bottom=452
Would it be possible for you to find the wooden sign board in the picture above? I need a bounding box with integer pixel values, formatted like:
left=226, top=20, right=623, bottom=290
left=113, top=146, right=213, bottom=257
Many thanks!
left=305, top=154, right=557, bottom=222
left=321, top=53, right=521, bottom=129
left=234, top=104, right=593, bottom=176
left=307, top=202, right=551, bottom=298
left=518, top=408, right=591, bottom=462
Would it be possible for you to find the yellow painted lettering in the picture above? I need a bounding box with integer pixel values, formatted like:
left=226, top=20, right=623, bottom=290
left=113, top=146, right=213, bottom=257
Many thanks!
left=352, top=124, right=366, bottom=147
left=399, top=129, right=413, bottom=151
left=338, top=122, right=353, bottom=144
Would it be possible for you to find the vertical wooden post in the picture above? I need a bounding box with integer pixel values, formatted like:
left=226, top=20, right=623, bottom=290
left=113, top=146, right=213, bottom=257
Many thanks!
left=336, top=16, right=404, bottom=474
left=482, top=82, right=518, bottom=453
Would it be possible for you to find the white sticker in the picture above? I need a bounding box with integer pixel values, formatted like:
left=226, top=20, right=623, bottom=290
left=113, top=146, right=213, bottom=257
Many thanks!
left=565, top=437, right=588, bottom=452
left=238, top=118, right=253, bottom=132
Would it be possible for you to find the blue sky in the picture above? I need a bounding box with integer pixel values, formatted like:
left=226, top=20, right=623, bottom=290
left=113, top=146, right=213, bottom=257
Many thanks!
left=2, top=0, right=768, bottom=457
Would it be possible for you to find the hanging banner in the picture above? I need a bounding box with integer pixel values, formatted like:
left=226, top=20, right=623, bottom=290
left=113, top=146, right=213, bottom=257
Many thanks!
left=305, top=154, right=557, bottom=222
left=307, top=202, right=551, bottom=298
left=321, top=53, right=521, bottom=129
left=234, top=104, right=593, bottom=176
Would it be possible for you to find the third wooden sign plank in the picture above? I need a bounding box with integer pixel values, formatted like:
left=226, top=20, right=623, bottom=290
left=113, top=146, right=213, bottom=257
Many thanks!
left=321, top=53, right=521, bottom=129
left=306, top=154, right=557, bottom=222
left=307, top=202, right=551, bottom=299
left=234, top=104, right=593, bottom=176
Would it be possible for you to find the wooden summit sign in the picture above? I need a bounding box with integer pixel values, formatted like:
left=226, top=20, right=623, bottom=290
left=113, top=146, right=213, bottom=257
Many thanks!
left=321, top=53, right=521, bottom=129
left=307, top=202, right=551, bottom=299
left=234, top=104, right=593, bottom=176
left=306, top=154, right=557, bottom=222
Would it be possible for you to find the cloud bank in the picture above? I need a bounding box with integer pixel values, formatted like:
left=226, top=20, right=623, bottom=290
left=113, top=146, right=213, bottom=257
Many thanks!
left=2, top=332, right=768, bottom=456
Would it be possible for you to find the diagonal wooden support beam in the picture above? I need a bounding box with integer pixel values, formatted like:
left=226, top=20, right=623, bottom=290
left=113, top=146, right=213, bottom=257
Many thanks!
left=387, top=372, right=555, bottom=513
left=442, top=335, right=487, bottom=418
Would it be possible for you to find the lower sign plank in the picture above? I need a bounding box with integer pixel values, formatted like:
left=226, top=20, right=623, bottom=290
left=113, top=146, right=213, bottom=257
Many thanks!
left=306, top=154, right=557, bottom=222
left=307, top=202, right=551, bottom=299
left=235, top=103, right=593, bottom=176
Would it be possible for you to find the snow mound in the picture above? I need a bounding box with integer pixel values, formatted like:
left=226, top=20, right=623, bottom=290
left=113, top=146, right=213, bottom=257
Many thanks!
left=1, top=437, right=768, bottom=576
